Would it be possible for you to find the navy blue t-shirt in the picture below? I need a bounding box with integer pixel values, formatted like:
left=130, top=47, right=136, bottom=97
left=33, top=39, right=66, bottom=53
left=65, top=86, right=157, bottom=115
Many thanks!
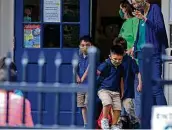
left=77, top=54, right=89, bottom=84
left=97, top=58, right=124, bottom=92
left=122, top=54, right=139, bottom=99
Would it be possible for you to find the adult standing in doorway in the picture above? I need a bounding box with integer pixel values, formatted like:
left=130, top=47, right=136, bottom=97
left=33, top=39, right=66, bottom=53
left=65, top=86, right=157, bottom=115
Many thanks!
left=118, top=0, right=139, bottom=56
left=131, top=0, right=168, bottom=118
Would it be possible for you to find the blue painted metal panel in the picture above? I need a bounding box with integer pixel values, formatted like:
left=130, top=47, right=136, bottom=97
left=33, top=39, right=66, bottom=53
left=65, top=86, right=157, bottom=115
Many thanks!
left=14, top=0, right=90, bottom=126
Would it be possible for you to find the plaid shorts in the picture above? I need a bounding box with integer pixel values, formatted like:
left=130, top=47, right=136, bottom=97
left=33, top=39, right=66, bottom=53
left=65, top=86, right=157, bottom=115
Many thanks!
left=77, top=93, right=88, bottom=108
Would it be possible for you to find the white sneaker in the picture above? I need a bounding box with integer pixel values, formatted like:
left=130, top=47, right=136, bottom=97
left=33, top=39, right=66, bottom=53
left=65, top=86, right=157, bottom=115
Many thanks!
left=111, top=124, right=122, bottom=130
left=101, top=118, right=110, bottom=130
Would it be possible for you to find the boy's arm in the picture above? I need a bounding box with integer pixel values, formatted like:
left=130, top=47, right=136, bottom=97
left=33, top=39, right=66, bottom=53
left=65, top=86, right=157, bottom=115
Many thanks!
left=76, top=74, right=81, bottom=83
left=120, top=65, right=124, bottom=99
left=96, top=62, right=109, bottom=85
left=76, top=62, right=81, bottom=83
left=81, top=65, right=89, bottom=83
left=120, top=77, right=124, bottom=99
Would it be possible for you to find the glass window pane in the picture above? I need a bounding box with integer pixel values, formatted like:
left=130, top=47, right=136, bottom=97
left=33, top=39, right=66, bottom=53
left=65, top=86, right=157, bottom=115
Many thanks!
left=43, top=24, right=60, bottom=48
left=24, top=24, right=41, bottom=48
left=63, top=25, right=79, bottom=48
left=63, top=0, right=79, bottom=22
left=24, top=0, right=40, bottom=22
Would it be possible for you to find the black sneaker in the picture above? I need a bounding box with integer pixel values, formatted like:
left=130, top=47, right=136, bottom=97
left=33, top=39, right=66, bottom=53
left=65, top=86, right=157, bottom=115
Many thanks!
left=131, top=122, right=140, bottom=129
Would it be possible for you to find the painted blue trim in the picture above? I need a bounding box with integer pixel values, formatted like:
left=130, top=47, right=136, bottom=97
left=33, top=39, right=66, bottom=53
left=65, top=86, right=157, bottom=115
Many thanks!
left=42, top=22, right=80, bottom=25
left=23, top=22, right=41, bottom=24
left=62, top=22, right=80, bottom=25
left=80, top=0, right=90, bottom=36
left=60, top=0, right=63, bottom=48
left=40, top=0, right=43, bottom=21
left=42, top=22, right=61, bottom=25
left=40, top=0, right=44, bottom=48
left=14, top=0, right=17, bottom=60
left=14, top=0, right=23, bottom=52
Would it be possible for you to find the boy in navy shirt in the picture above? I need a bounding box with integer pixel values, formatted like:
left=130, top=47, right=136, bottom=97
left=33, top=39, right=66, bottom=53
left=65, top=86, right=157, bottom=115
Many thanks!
left=97, top=45, right=124, bottom=130
left=113, top=37, right=142, bottom=128
left=76, top=35, right=92, bottom=128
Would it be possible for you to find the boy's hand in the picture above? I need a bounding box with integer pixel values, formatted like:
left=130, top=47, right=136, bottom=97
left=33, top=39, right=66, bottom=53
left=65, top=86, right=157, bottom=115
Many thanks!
left=80, top=66, right=89, bottom=83
left=80, top=77, right=85, bottom=83
left=137, top=83, right=142, bottom=92
left=76, top=76, right=81, bottom=84
left=120, top=92, right=124, bottom=99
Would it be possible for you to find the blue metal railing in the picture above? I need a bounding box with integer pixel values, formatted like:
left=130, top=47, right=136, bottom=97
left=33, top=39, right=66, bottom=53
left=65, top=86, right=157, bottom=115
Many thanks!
left=0, top=47, right=97, bottom=129
left=141, top=44, right=172, bottom=129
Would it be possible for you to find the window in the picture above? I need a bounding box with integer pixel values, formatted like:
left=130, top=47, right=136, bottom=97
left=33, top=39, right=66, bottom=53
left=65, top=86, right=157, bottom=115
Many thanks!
left=23, top=0, right=80, bottom=48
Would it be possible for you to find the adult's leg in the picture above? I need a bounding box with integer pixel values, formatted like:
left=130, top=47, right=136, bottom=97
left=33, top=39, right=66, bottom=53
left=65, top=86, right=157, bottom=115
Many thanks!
left=135, top=57, right=144, bottom=120
left=151, top=54, right=167, bottom=105
left=134, top=75, right=142, bottom=120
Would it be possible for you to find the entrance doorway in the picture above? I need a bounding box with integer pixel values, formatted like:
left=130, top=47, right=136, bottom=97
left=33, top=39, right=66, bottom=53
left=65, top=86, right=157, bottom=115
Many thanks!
left=92, top=0, right=161, bottom=62
left=15, top=0, right=90, bottom=126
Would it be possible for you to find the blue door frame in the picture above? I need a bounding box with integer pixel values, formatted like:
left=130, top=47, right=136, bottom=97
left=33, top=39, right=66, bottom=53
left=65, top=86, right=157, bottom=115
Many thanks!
left=14, top=0, right=90, bottom=126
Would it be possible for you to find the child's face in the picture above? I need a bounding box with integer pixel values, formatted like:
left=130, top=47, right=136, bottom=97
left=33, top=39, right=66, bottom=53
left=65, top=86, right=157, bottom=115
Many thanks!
left=110, top=54, right=123, bottom=67
left=79, top=40, right=92, bottom=55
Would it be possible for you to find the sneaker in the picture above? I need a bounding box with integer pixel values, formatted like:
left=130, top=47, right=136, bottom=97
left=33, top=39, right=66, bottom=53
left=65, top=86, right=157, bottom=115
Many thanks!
left=111, top=124, right=121, bottom=130
left=120, top=116, right=130, bottom=129
left=84, top=124, right=87, bottom=129
left=101, top=118, right=110, bottom=129
left=131, top=122, right=140, bottom=129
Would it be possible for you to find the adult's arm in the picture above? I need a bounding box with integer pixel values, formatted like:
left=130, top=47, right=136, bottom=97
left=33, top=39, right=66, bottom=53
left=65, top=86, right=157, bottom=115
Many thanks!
left=145, top=4, right=166, bottom=34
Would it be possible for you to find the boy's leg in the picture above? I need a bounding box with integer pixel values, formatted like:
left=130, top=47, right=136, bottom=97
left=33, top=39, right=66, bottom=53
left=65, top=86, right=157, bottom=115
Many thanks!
left=111, top=91, right=121, bottom=130
left=77, top=93, right=87, bottom=126
left=81, top=107, right=87, bottom=126
left=119, top=101, right=129, bottom=129
left=83, top=93, right=89, bottom=127
left=121, top=105, right=127, bottom=117
left=98, top=89, right=112, bottom=129
left=123, top=98, right=140, bottom=128
left=111, top=110, right=121, bottom=125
